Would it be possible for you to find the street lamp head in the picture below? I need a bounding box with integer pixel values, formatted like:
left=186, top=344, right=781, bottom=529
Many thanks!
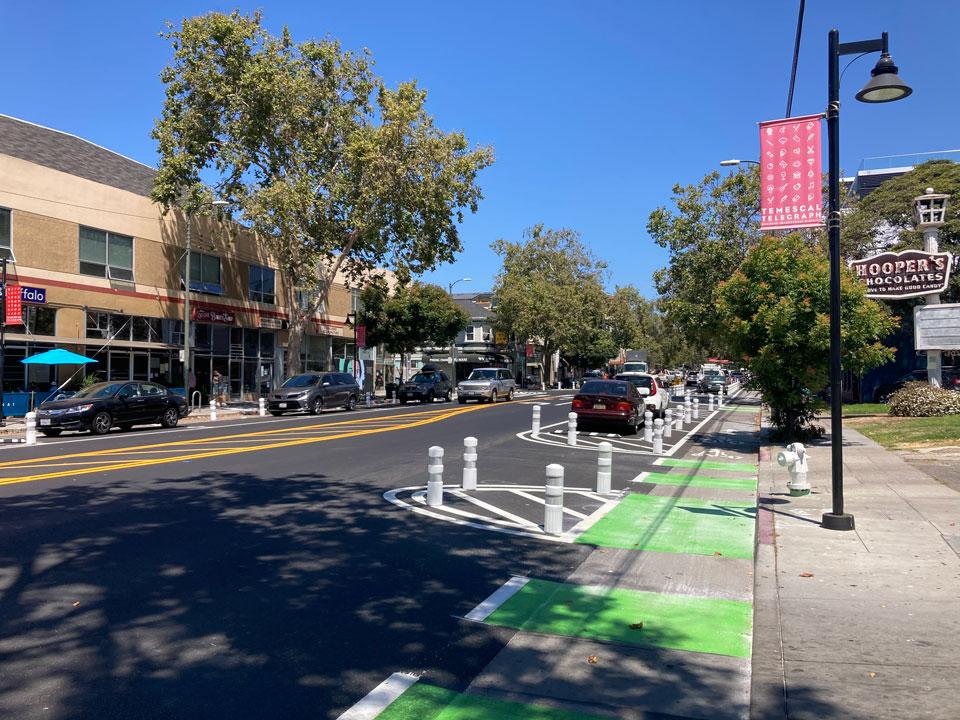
left=211, top=199, right=231, bottom=208
left=855, top=52, right=912, bottom=103
left=720, top=159, right=741, bottom=166
left=914, top=187, right=949, bottom=228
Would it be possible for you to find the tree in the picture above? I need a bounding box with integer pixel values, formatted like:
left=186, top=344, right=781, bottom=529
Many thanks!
left=491, top=225, right=608, bottom=384
left=151, top=11, right=494, bottom=374
left=606, top=286, right=650, bottom=352
left=648, top=167, right=762, bottom=353
left=360, top=281, right=468, bottom=379
left=717, top=235, right=897, bottom=438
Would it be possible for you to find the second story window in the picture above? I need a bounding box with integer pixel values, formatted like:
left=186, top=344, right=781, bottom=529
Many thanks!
left=0, top=208, right=12, bottom=262
left=351, top=287, right=361, bottom=312
left=180, top=251, right=223, bottom=295
left=79, top=226, right=134, bottom=280
left=249, top=265, right=276, bottom=304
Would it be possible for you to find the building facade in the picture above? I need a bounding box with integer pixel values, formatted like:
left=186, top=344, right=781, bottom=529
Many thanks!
left=0, top=115, right=359, bottom=407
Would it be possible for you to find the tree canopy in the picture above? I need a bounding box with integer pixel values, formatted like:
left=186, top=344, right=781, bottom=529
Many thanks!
left=151, top=10, right=494, bottom=373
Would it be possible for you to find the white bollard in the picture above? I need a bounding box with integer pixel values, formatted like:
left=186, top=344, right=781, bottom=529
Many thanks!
left=684, top=398, right=692, bottom=424
left=366, top=392, right=374, bottom=408
left=25, top=411, right=37, bottom=445
left=675, top=407, right=684, bottom=431
left=544, top=463, right=564, bottom=535
left=693, top=398, right=700, bottom=420
left=643, top=410, right=653, bottom=442
left=209, top=399, right=218, bottom=421
left=258, top=397, right=266, bottom=417
left=596, top=442, right=612, bottom=494
left=427, top=446, right=445, bottom=506
left=567, top=412, right=578, bottom=446
left=532, top=405, right=541, bottom=435
left=708, top=394, right=715, bottom=411
left=462, top=436, right=478, bottom=490
left=652, top=418, right=664, bottom=454
left=718, top=387, right=724, bottom=407
left=663, top=408, right=673, bottom=438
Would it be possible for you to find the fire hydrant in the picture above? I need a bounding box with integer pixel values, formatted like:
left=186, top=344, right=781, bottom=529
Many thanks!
left=777, top=442, right=810, bottom=496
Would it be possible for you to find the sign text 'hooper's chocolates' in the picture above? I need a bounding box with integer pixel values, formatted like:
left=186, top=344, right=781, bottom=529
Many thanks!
left=759, top=114, right=824, bottom=231
left=850, top=249, right=953, bottom=299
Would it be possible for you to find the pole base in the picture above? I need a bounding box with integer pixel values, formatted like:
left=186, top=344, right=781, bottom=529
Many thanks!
left=821, top=512, right=855, bottom=531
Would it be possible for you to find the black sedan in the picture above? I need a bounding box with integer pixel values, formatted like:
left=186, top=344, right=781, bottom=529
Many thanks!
left=571, top=379, right=642, bottom=435
left=36, top=381, right=189, bottom=437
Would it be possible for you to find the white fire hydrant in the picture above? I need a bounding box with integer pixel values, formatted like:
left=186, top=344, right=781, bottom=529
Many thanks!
left=777, top=442, right=810, bottom=496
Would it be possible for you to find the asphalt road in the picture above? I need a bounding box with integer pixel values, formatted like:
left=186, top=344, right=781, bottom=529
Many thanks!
left=0, top=391, right=742, bottom=719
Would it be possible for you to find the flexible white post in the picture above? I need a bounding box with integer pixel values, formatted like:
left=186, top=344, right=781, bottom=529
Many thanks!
left=427, top=446, right=444, bottom=506
left=663, top=408, right=673, bottom=438
left=718, top=387, right=724, bottom=407
left=675, top=406, right=684, bottom=431
left=643, top=410, right=653, bottom=442
left=653, top=419, right=665, bottom=454
left=693, top=398, right=700, bottom=420
left=210, top=399, right=218, bottom=421
left=544, top=463, right=564, bottom=535
left=25, top=411, right=37, bottom=445
left=462, top=436, right=478, bottom=490
left=567, top=412, right=578, bottom=446
left=684, top=398, right=692, bottom=424
left=532, top=405, right=541, bottom=435
left=708, top=394, right=715, bottom=411
left=258, top=397, right=266, bottom=417
left=366, top=392, right=373, bottom=408
left=596, top=442, right=612, bottom=494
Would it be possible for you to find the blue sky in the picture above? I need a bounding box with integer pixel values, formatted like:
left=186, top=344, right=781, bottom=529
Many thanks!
left=4, top=1, right=957, bottom=297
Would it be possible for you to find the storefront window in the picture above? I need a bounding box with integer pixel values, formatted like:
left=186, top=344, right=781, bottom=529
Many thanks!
left=111, top=314, right=132, bottom=341
left=24, top=306, right=56, bottom=336
left=132, top=317, right=162, bottom=343
left=260, top=331, right=275, bottom=358
left=86, top=311, right=110, bottom=339
left=194, top=323, right=211, bottom=350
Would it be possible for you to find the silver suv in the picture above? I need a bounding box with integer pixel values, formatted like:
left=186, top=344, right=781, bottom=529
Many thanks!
left=268, top=372, right=360, bottom=415
left=457, top=368, right=516, bottom=404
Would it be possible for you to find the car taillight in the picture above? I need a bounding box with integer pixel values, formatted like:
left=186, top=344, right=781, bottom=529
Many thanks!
left=572, top=397, right=588, bottom=409
left=616, top=401, right=632, bottom=412
left=649, top=382, right=657, bottom=396
left=952, top=377, right=959, bottom=386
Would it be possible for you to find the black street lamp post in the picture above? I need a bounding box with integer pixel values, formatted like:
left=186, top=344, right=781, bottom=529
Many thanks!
left=822, top=29, right=911, bottom=531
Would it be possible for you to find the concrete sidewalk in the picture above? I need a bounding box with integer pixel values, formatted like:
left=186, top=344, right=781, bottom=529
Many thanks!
left=753, top=426, right=960, bottom=720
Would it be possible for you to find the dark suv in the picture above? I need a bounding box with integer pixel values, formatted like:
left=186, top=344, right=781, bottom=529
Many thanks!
left=268, top=372, right=360, bottom=415
left=398, top=370, right=452, bottom=404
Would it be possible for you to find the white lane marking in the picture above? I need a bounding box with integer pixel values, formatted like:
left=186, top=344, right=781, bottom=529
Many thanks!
left=553, top=402, right=570, bottom=407
left=449, top=490, right=541, bottom=529
left=589, top=432, right=599, bottom=436
left=411, top=491, right=548, bottom=531
left=565, top=495, right=623, bottom=539
left=337, top=671, right=420, bottom=720
left=508, top=489, right=589, bottom=519
left=606, top=433, right=617, bottom=437
left=464, top=576, right=530, bottom=622
left=631, top=471, right=650, bottom=483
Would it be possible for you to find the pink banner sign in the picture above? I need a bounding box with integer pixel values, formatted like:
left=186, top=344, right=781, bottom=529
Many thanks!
left=759, top=114, right=824, bottom=231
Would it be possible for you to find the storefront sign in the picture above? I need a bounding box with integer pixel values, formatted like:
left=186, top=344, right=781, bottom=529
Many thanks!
left=914, top=304, right=960, bottom=351
left=4, top=285, right=23, bottom=325
left=192, top=307, right=236, bottom=324
left=312, top=321, right=345, bottom=337
left=259, top=316, right=283, bottom=329
left=759, top=114, right=823, bottom=231
left=0, top=285, right=47, bottom=304
left=851, top=250, right=953, bottom=299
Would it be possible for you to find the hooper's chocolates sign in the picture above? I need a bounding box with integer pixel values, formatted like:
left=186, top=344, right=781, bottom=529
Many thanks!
left=850, top=250, right=953, bottom=299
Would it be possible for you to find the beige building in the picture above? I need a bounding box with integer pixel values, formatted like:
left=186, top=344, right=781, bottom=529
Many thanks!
left=0, top=114, right=359, bottom=405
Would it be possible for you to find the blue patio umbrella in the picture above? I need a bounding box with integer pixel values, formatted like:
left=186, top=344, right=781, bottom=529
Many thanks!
left=21, top=348, right=96, bottom=365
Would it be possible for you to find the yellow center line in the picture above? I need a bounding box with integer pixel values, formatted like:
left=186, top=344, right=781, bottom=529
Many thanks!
left=0, top=406, right=460, bottom=471
left=0, top=404, right=493, bottom=487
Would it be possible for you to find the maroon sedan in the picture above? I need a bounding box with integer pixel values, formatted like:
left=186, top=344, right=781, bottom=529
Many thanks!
left=571, top=379, right=642, bottom=435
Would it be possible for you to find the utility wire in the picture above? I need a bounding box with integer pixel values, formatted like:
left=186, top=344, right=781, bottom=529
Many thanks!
left=785, top=0, right=806, bottom=117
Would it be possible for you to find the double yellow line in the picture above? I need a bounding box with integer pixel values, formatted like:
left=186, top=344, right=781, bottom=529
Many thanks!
left=0, top=404, right=490, bottom=487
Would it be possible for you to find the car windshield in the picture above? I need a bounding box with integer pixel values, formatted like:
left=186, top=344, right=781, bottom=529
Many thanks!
left=703, top=370, right=722, bottom=378
left=73, top=382, right=124, bottom=399
left=580, top=380, right=630, bottom=397
left=622, top=375, right=653, bottom=390
left=282, top=374, right=319, bottom=388
left=468, top=369, right=497, bottom=380
left=410, top=373, right=434, bottom=383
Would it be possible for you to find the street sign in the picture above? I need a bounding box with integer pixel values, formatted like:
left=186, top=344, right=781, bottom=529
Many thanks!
left=759, top=114, right=824, bottom=231
left=914, top=304, right=960, bottom=351
left=851, top=249, right=953, bottom=299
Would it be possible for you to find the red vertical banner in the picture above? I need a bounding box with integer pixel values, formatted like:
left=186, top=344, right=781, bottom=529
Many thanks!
left=525, top=343, right=534, bottom=358
left=759, top=114, right=824, bottom=231
left=4, top=285, right=22, bottom=325
left=356, top=324, right=366, bottom=348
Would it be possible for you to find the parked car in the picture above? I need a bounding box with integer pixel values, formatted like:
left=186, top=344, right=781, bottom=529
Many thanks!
left=583, top=369, right=606, bottom=380
left=268, top=372, right=360, bottom=415
left=698, top=370, right=727, bottom=394
left=685, top=371, right=700, bottom=387
left=617, top=372, right=669, bottom=419
left=398, top=369, right=453, bottom=404
left=36, top=381, right=189, bottom=436
left=571, top=379, right=643, bottom=435
left=457, top=368, right=516, bottom=403
left=873, top=367, right=960, bottom=403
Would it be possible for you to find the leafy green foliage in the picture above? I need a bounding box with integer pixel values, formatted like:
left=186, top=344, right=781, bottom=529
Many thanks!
left=151, top=10, right=493, bottom=373
left=888, top=381, right=960, bottom=417
left=491, top=226, right=609, bottom=381
left=360, top=281, right=468, bottom=362
left=717, top=235, right=897, bottom=438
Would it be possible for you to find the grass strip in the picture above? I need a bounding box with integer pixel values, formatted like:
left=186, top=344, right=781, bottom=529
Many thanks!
left=576, top=493, right=755, bottom=558
left=658, top=457, right=758, bottom=473
left=854, top=414, right=960, bottom=448
left=485, top=578, right=753, bottom=658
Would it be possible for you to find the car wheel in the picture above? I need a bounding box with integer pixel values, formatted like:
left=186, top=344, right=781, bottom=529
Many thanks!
left=40, top=429, right=62, bottom=437
left=625, top=414, right=640, bottom=435
left=458, top=397, right=467, bottom=404
left=270, top=411, right=284, bottom=416
left=309, top=397, right=323, bottom=415
left=399, top=396, right=407, bottom=405
left=489, top=389, right=497, bottom=403
left=345, top=395, right=356, bottom=411
left=424, top=392, right=434, bottom=404
left=507, top=388, right=514, bottom=401
left=444, top=390, right=452, bottom=402
left=160, top=407, right=180, bottom=428
left=90, top=411, right=112, bottom=435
